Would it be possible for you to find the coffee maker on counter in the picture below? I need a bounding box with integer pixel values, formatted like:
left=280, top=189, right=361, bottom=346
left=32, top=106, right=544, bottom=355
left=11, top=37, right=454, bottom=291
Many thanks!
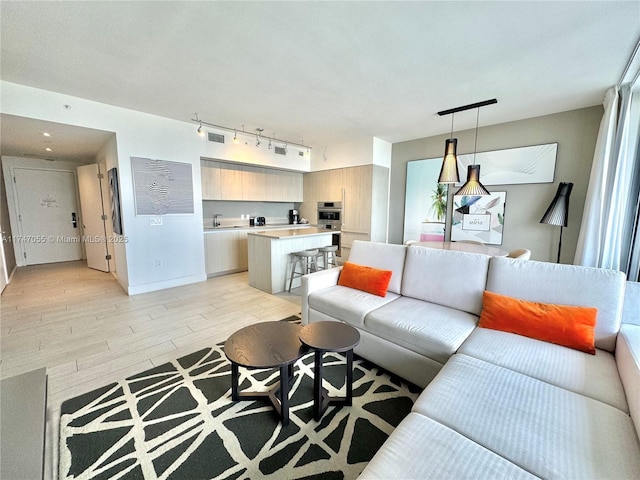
left=288, top=209, right=299, bottom=224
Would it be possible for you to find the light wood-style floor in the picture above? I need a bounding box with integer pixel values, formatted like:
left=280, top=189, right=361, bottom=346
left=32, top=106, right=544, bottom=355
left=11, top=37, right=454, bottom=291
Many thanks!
left=0, top=261, right=301, bottom=480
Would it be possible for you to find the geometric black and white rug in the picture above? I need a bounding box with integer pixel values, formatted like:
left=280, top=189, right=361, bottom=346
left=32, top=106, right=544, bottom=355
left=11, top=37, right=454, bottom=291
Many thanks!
left=59, top=320, right=421, bottom=480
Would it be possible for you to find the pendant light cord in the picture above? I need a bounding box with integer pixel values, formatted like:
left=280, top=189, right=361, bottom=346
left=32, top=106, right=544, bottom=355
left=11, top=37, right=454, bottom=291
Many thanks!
left=472, top=107, right=480, bottom=165
left=450, top=112, right=455, bottom=139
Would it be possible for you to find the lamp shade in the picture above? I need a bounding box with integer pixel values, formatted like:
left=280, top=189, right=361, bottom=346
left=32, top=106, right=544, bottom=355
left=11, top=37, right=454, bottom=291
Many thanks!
left=540, top=182, right=573, bottom=227
left=455, top=165, right=490, bottom=196
left=438, top=138, right=460, bottom=183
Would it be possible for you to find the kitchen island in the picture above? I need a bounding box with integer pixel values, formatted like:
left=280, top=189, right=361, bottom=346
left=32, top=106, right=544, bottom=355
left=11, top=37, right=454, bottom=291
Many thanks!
left=248, top=228, right=334, bottom=294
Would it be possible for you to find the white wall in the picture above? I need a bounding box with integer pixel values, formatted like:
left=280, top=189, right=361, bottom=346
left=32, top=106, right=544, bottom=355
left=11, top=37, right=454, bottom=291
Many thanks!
left=311, top=136, right=392, bottom=171
left=202, top=128, right=312, bottom=171
left=389, top=106, right=603, bottom=263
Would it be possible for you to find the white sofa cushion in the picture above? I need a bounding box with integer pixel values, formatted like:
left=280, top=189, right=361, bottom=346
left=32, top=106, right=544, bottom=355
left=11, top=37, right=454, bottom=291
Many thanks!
left=365, top=297, right=478, bottom=364
left=459, top=327, right=628, bottom=412
left=623, top=281, right=640, bottom=326
left=413, top=354, right=640, bottom=479
left=348, top=240, right=407, bottom=294
left=308, top=285, right=400, bottom=328
left=401, top=246, right=490, bottom=315
left=486, top=257, right=626, bottom=352
left=616, top=324, right=640, bottom=441
left=358, top=412, right=537, bottom=480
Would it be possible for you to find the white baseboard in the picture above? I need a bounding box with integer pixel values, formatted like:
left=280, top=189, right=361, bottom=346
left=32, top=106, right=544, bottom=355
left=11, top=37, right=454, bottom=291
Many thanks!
left=126, top=273, right=207, bottom=296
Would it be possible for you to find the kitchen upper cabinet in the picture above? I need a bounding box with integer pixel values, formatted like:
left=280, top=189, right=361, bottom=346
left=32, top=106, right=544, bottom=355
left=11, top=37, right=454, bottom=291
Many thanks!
left=242, top=166, right=269, bottom=201
left=219, top=163, right=243, bottom=200
left=303, top=172, right=317, bottom=202
left=282, top=171, right=303, bottom=202
left=201, top=162, right=302, bottom=202
left=316, top=169, right=344, bottom=202
left=201, top=160, right=221, bottom=200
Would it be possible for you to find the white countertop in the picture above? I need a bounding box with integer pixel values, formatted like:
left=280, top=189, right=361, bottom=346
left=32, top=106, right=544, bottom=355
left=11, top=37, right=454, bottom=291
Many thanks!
left=247, top=227, right=336, bottom=239
left=204, top=223, right=310, bottom=233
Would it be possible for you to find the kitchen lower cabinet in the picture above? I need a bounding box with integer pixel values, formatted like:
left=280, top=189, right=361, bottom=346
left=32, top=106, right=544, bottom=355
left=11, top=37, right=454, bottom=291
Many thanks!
left=204, top=231, right=248, bottom=276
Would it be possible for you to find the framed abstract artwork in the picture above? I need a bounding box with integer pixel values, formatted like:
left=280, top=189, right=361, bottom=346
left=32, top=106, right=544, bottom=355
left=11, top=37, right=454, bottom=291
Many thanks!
left=451, top=192, right=506, bottom=245
left=108, top=167, right=123, bottom=235
left=456, top=143, right=557, bottom=186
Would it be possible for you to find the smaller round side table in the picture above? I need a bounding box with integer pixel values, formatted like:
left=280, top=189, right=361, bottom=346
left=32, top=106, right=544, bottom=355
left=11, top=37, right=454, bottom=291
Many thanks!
left=299, top=321, right=361, bottom=421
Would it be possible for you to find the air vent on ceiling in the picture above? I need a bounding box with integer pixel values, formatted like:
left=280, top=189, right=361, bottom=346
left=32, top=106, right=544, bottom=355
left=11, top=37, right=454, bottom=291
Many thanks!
left=275, top=146, right=287, bottom=156
left=208, top=132, right=225, bottom=144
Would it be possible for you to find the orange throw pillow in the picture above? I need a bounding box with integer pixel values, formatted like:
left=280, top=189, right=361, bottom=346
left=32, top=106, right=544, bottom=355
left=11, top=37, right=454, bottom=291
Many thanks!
left=338, top=262, right=393, bottom=297
left=479, top=290, right=597, bottom=354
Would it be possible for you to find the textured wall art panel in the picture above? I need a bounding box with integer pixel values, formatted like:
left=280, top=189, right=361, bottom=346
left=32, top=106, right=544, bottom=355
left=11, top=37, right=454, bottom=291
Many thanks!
left=131, top=157, right=194, bottom=215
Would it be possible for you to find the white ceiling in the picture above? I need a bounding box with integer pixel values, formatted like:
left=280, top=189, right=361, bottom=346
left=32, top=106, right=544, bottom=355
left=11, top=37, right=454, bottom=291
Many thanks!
left=0, top=114, right=114, bottom=162
left=1, top=1, right=639, bottom=160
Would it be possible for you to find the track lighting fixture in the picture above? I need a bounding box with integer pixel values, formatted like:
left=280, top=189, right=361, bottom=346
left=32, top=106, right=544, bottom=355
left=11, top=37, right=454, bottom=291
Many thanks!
left=191, top=115, right=311, bottom=154
left=194, top=113, right=205, bottom=137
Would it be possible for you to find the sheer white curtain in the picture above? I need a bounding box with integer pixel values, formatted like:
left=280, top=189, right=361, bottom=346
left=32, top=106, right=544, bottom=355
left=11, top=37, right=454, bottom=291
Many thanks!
left=574, top=83, right=640, bottom=277
left=574, top=87, right=619, bottom=266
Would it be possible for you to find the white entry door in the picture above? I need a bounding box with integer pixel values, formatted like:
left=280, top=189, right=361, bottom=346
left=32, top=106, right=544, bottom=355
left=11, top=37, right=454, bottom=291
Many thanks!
left=12, top=168, right=82, bottom=265
left=0, top=220, right=7, bottom=293
left=77, top=164, right=110, bottom=272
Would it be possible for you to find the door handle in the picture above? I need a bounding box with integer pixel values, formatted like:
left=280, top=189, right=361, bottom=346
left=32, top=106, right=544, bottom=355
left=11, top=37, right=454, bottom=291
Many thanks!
left=71, top=212, right=77, bottom=228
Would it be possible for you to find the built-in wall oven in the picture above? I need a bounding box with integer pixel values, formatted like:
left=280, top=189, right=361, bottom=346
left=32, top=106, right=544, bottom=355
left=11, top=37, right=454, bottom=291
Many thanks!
left=317, top=201, right=342, bottom=257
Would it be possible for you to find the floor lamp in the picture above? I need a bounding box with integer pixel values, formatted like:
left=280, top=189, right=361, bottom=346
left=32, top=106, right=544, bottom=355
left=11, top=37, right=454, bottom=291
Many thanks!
left=540, top=182, right=573, bottom=263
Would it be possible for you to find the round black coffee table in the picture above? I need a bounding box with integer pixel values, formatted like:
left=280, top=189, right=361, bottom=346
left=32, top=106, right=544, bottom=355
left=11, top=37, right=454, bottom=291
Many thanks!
left=224, top=321, right=308, bottom=426
left=299, top=321, right=361, bottom=420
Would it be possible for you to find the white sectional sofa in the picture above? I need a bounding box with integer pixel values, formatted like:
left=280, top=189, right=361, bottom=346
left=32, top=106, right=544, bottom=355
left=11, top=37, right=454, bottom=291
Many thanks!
left=301, top=240, right=640, bottom=479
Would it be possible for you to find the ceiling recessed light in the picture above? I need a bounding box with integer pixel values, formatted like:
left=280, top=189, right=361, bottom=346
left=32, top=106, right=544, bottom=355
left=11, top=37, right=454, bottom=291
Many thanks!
left=45, top=147, right=52, bottom=152
left=43, top=132, right=51, bottom=137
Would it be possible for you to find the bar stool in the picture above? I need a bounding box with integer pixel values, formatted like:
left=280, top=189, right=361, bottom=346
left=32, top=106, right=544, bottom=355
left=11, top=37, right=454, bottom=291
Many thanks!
left=318, top=245, right=338, bottom=270
left=288, top=249, right=319, bottom=292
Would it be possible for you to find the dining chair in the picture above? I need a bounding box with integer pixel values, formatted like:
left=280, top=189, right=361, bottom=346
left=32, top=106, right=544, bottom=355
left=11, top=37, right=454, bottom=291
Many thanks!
left=507, top=248, right=531, bottom=260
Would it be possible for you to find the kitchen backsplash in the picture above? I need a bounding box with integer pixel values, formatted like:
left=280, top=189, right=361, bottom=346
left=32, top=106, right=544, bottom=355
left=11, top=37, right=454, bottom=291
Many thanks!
left=203, top=216, right=291, bottom=229
left=202, top=200, right=303, bottom=229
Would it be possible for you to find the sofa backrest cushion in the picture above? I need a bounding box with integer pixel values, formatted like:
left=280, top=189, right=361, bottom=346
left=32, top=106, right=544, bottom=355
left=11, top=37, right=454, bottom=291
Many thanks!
left=622, top=281, right=640, bottom=326
left=348, top=241, right=407, bottom=294
left=401, top=246, right=490, bottom=315
left=487, top=257, right=626, bottom=352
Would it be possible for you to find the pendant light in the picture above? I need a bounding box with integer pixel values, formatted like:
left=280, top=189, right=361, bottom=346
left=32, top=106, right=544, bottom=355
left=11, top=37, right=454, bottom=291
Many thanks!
left=455, top=106, right=490, bottom=196
left=438, top=113, right=459, bottom=184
